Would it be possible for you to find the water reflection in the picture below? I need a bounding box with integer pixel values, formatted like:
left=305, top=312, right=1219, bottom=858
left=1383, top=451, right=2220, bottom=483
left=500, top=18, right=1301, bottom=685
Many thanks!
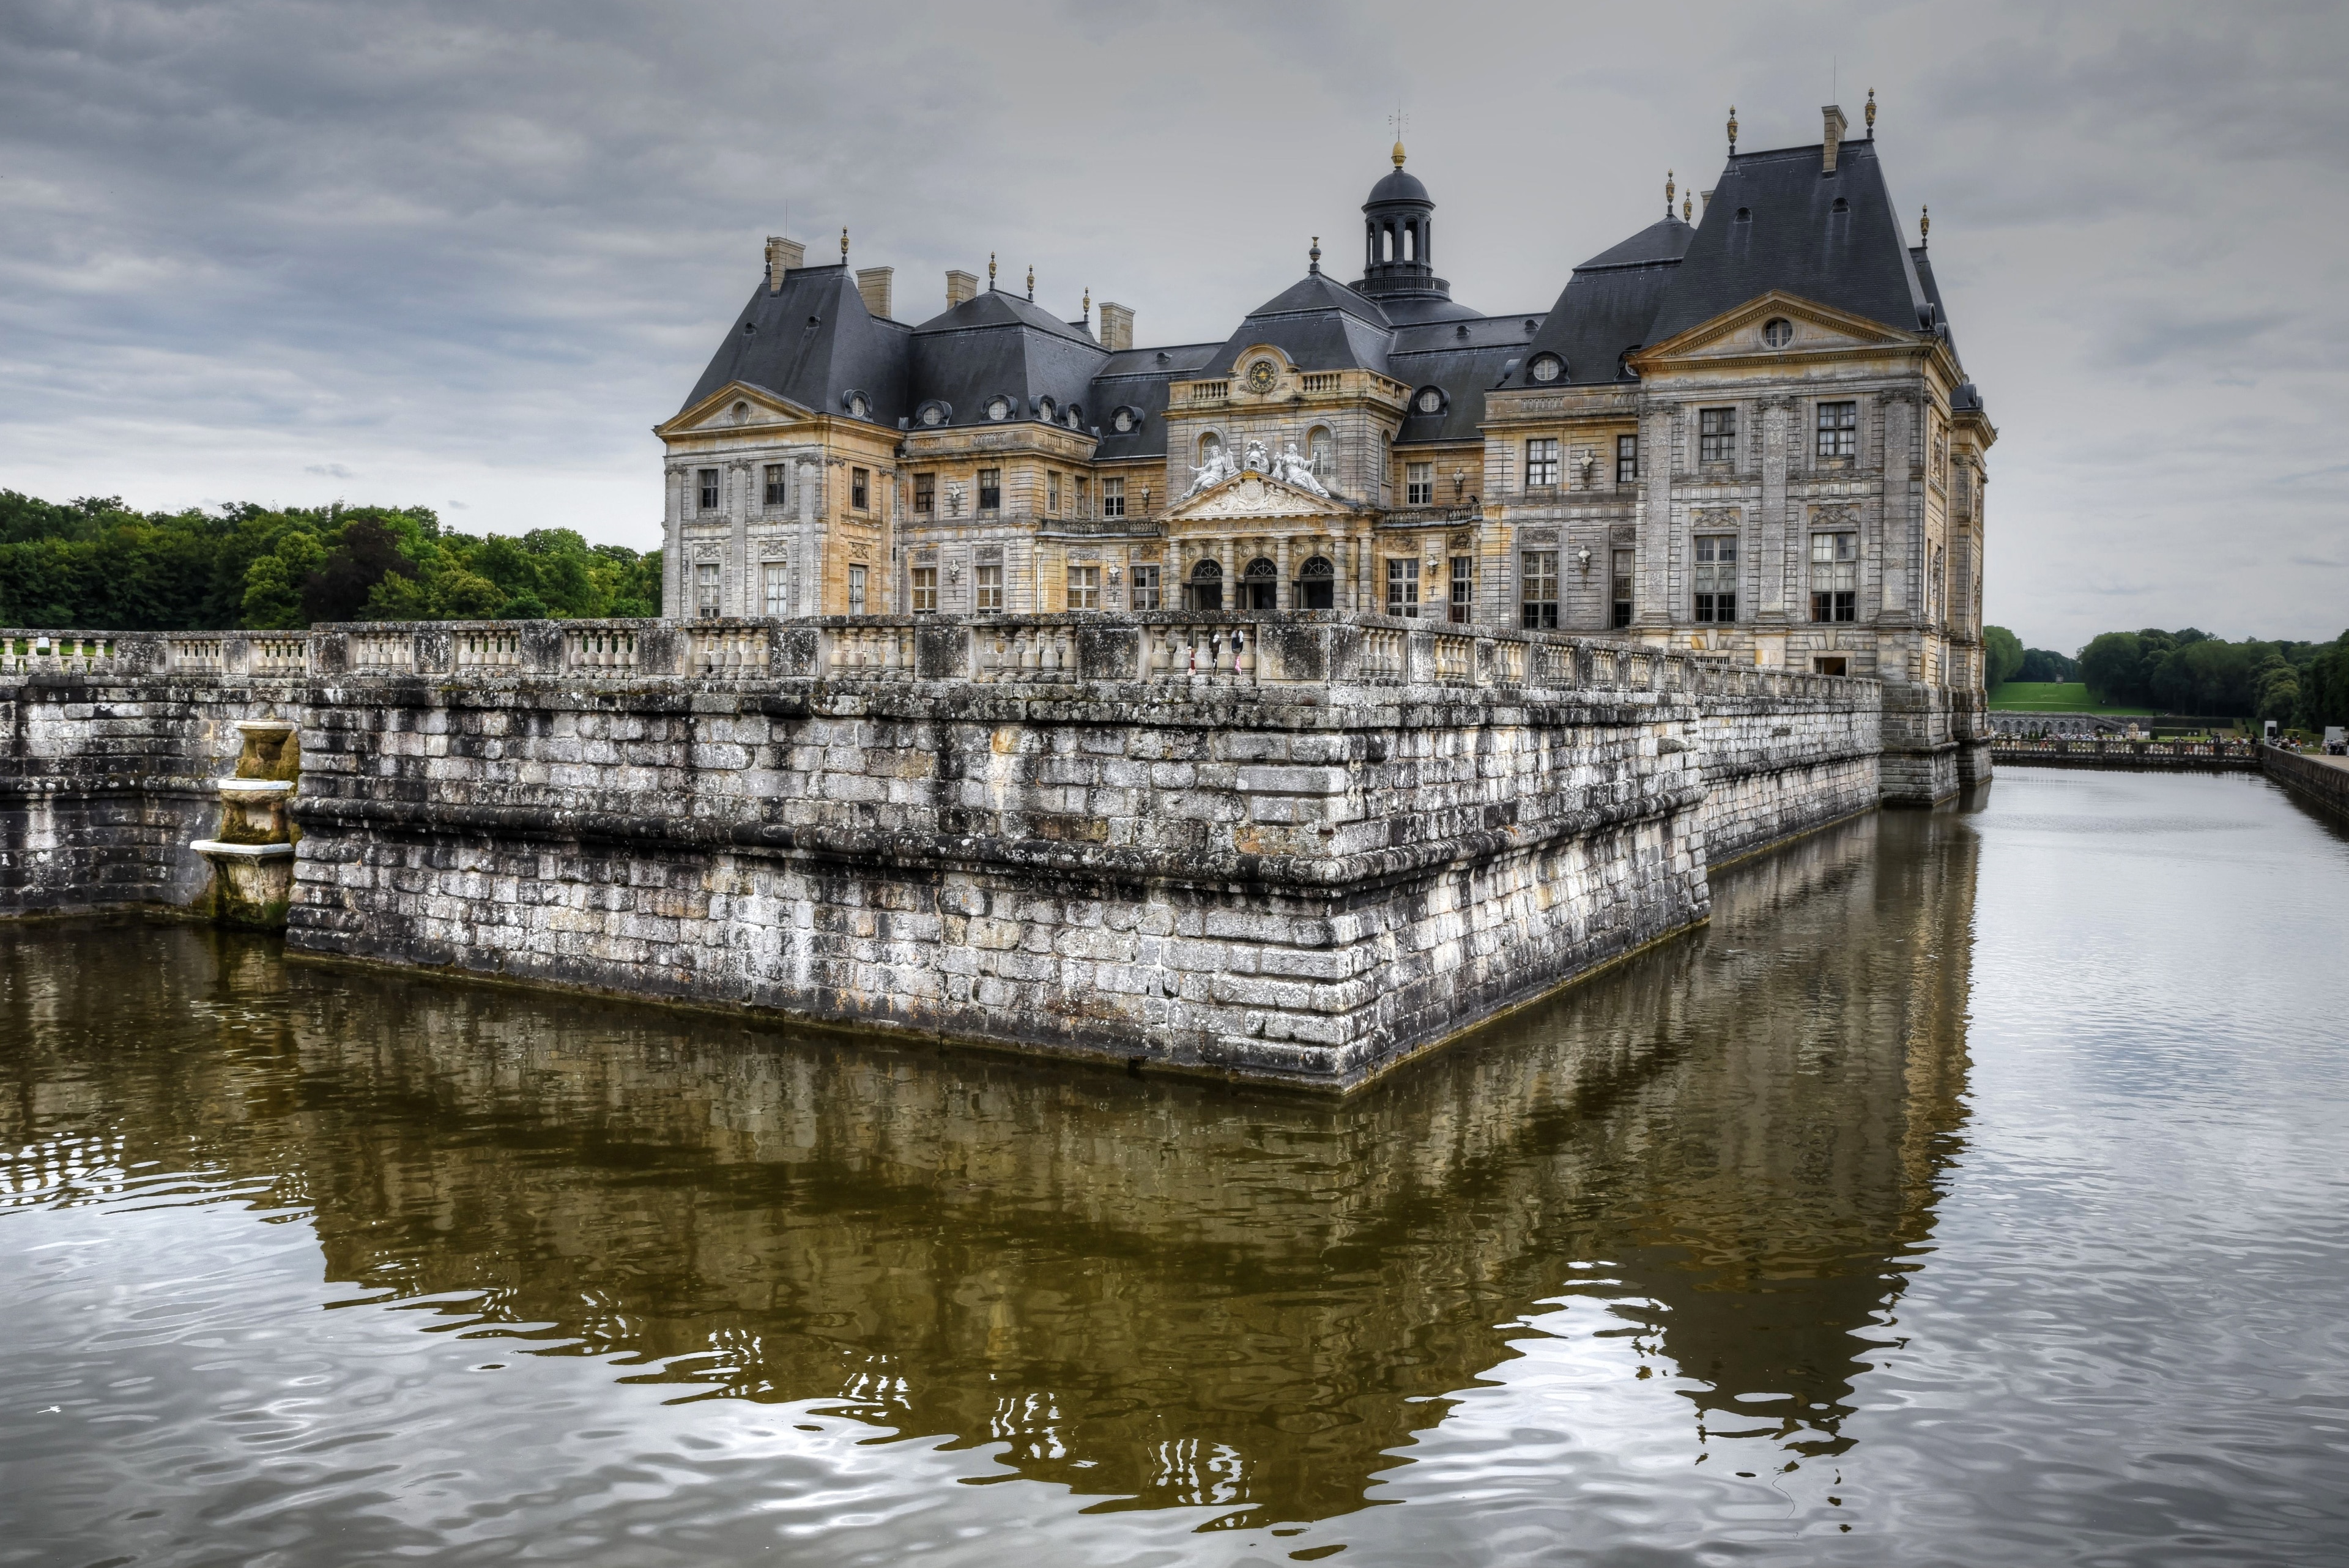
left=0, top=806, right=1977, bottom=1529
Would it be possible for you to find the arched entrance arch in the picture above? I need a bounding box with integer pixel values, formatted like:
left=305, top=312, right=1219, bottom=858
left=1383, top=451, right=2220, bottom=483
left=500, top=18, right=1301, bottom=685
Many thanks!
left=1296, top=554, right=1335, bottom=610
left=1187, top=557, right=1224, bottom=612
left=1241, top=556, right=1278, bottom=611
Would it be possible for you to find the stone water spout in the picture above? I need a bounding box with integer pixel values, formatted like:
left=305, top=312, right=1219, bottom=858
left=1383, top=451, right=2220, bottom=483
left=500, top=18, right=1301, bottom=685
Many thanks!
left=191, top=719, right=299, bottom=929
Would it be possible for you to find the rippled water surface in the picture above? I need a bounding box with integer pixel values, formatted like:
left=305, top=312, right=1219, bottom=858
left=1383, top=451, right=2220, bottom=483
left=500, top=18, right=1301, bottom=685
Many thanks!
left=5, top=769, right=2348, bottom=1566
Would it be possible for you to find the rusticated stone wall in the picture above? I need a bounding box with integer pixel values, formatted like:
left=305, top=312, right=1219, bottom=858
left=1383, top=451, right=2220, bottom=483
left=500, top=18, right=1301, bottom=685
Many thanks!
left=2, top=614, right=1879, bottom=1087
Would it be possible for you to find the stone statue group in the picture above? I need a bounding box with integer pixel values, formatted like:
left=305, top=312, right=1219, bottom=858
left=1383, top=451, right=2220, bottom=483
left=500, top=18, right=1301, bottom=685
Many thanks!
left=1183, top=438, right=1331, bottom=500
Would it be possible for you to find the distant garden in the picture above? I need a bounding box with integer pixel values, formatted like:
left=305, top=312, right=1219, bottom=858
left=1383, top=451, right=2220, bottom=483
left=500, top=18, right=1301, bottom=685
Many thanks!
left=1986, top=623, right=2349, bottom=730
left=0, top=490, right=659, bottom=631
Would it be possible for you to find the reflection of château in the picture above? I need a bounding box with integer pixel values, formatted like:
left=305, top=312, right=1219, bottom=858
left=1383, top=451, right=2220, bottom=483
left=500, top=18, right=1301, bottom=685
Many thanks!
left=662, top=100, right=1991, bottom=704
left=1, top=808, right=1978, bottom=1524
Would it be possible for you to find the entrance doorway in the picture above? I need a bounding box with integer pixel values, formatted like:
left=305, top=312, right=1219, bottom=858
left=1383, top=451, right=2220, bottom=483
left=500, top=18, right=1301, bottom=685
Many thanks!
left=1296, top=555, right=1335, bottom=609
left=1187, top=559, right=1223, bottom=611
left=1241, top=557, right=1278, bottom=610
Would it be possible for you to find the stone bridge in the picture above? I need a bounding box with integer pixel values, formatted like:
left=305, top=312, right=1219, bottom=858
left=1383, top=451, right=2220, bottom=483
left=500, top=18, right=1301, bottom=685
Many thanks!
left=2, top=612, right=1904, bottom=1088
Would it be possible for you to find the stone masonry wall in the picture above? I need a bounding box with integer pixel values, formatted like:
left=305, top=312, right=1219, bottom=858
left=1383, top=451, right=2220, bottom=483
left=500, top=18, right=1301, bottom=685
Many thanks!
left=2, top=615, right=1879, bottom=1087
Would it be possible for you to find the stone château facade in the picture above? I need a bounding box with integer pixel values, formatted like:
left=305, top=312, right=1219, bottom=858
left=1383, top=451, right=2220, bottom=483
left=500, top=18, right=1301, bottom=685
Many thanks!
left=657, top=102, right=1992, bottom=745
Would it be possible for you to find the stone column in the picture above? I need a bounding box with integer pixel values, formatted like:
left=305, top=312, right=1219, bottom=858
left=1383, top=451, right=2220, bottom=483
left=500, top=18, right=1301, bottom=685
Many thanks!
left=661, top=467, right=684, bottom=619
left=1757, top=399, right=1790, bottom=623
left=796, top=459, right=818, bottom=615
left=1275, top=534, right=1291, bottom=609
left=727, top=461, right=751, bottom=617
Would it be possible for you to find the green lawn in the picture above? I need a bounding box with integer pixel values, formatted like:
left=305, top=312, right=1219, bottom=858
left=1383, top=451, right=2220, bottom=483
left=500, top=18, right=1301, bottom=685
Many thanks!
left=1987, top=682, right=2156, bottom=713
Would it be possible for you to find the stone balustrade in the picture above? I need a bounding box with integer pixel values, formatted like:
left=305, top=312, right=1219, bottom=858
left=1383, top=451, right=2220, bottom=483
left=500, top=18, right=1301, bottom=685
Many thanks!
left=0, top=615, right=1882, bottom=707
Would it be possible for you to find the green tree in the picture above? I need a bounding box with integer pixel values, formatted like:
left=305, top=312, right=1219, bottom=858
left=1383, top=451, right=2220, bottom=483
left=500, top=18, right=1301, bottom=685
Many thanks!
left=1983, top=625, right=2024, bottom=688
left=2079, top=631, right=2148, bottom=705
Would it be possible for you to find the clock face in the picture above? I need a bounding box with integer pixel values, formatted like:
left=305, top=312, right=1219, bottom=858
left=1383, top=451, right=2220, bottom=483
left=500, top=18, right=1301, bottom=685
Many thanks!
left=1246, top=359, right=1277, bottom=393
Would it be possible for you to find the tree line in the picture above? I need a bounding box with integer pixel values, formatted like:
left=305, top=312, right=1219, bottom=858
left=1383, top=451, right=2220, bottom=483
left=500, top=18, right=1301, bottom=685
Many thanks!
left=0, top=491, right=660, bottom=630
left=1988, top=620, right=2349, bottom=729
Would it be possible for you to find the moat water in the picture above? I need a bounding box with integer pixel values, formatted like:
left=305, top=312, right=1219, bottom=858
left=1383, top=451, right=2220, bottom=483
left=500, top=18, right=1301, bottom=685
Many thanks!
left=4, top=770, right=2347, bottom=1566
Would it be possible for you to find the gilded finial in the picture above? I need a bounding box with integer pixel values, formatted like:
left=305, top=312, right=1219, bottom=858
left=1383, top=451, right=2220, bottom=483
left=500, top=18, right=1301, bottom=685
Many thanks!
left=987, top=251, right=996, bottom=288
left=1392, top=138, right=1406, bottom=168
left=1865, top=88, right=1876, bottom=138
left=1389, top=105, right=1408, bottom=166
left=1919, top=205, right=1929, bottom=247
left=1025, top=264, right=1034, bottom=300
left=1082, top=286, right=1090, bottom=320
left=1665, top=169, right=1675, bottom=216
left=1683, top=193, right=1692, bottom=222
left=840, top=226, right=848, bottom=261
left=1309, top=235, right=1321, bottom=275
left=1727, top=105, right=1739, bottom=155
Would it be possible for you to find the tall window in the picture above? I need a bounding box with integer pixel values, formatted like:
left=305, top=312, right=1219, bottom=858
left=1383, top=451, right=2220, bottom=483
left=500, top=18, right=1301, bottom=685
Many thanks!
left=1129, top=563, right=1161, bottom=611
left=1047, top=472, right=1061, bottom=515
left=847, top=563, right=867, bottom=614
left=1817, top=401, right=1858, bottom=459
left=974, top=563, right=1004, bottom=612
left=1386, top=557, right=1419, bottom=617
left=697, top=469, right=720, bottom=512
left=978, top=467, right=1001, bottom=512
left=1075, top=477, right=1088, bottom=515
left=850, top=467, right=869, bottom=511
left=1616, top=434, right=1639, bottom=485
left=1102, top=477, right=1126, bottom=518
left=1610, top=547, right=1634, bottom=628
left=1066, top=565, right=1100, bottom=610
left=1520, top=551, right=1557, bottom=630
left=1241, top=557, right=1277, bottom=611
left=1693, top=533, right=1738, bottom=622
left=1699, top=407, right=1737, bottom=463
left=1308, top=426, right=1334, bottom=478
left=1809, top=531, right=1858, bottom=622
left=1407, top=462, right=1434, bottom=505
left=763, top=464, right=787, bottom=507
left=696, top=561, right=721, bottom=619
left=1525, top=438, right=1560, bottom=487
left=1188, top=559, right=1223, bottom=611
left=913, top=472, right=935, bottom=514
left=910, top=566, right=937, bottom=613
left=1296, top=555, right=1334, bottom=610
left=762, top=560, right=789, bottom=616
left=1449, top=556, right=1474, bottom=623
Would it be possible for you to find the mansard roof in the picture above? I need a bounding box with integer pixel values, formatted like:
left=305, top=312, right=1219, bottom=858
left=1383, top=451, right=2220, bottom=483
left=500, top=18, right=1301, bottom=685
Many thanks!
left=905, top=286, right=1110, bottom=430
left=1578, top=214, right=1697, bottom=271
left=1089, top=342, right=1222, bottom=463
left=1206, top=272, right=1397, bottom=374
left=680, top=263, right=910, bottom=426
left=1391, top=315, right=1545, bottom=445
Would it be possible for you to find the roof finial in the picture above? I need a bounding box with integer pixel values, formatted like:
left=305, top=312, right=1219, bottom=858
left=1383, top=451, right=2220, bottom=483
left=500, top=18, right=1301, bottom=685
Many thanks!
left=1308, top=235, right=1321, bottom=275
left=1389, top=105, right=1407, bottom=167
left=1082, top=286, right=1090, bottom=322
left=840, top=226, right=848, bottom=262
left=1865, top=87, right=1876, bottom=139
left=1683, top=193, right=1692, bottom=223
left=1919, top=205, right=1929, bottom=248
left=1727, top=105, right=1739, bottom=155
left=1665, top=169, right=1675, bottom=217
left=1025, top=264, right=1034, bottom=300
left=987, top=251, right=996, bottom=289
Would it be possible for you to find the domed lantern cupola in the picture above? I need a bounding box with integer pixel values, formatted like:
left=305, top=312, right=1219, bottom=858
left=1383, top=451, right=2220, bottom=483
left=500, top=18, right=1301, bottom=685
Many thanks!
left=1357, top=140, right=1451, bottom=307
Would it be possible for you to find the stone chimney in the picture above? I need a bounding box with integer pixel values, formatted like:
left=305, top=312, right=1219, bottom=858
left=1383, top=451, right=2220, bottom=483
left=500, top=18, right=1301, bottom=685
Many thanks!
left=944, top=269, right=978, bottom=310
left=1822, top=104, right=1849, bottom=174
left=766, top=236, right=805, bottom=292
left=855, top=266, right=894, bottom=321
left=1098, top=301, right=1134, bottom=352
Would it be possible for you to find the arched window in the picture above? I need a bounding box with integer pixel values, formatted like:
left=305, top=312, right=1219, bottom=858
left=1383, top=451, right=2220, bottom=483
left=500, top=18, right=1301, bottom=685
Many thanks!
left=1402, top=223, right=1415, bottom=262
left=1187, top=557, right=1224, bottom=612
left=1297, top=554, right=1335, bottom=610
left=1242, top=555, right=1278, bottom=611
left=1307, top=425, right=1334, bottom=478
left=1382, top=225, right=1395, bottom=263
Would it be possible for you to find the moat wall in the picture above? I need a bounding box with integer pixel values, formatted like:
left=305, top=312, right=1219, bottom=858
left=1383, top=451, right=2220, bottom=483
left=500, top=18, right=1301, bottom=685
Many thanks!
left=4, top=615, right=1883, bottom=1087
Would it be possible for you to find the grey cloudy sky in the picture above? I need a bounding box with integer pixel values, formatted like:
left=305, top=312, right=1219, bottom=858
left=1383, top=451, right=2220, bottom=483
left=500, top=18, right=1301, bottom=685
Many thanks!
left=2, top=1, right=2345, bottom=649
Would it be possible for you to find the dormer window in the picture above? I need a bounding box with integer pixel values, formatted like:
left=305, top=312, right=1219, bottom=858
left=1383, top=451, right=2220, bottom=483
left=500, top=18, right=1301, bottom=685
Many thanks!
left=917, top=401, right=949, bottom=428
left=842, top=391, right=870, bottom=420
left=1528, top=353, right=1564, bottom=383
left=984, top=395, right=1012, bottom=422
left=1415, top=386, right=1444, bottom=415
left=1036, top=396, right=1056, bottom=423
left=1111, top=407, right=1138, bottom=434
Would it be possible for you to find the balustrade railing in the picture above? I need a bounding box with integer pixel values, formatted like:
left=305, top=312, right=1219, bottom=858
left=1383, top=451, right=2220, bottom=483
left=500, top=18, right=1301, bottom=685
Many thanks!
left=690, top=626, right=769, bottom=677
left=828, top=625, right=915, bottom=677
left=2, top=634, right=121, bottom=674
left=566, top=627, right=637, bottom=672
left=169, top=637, right=225, bottom=674
left=456, top=628, right=524, bottom=669
left=347, top=633, right=415, bottom=673
left=1427, top=633, right=1475, bottom=683
left=252, top=636, right=308, bottom=675
left=1140, top=622, right=1253, bottom=682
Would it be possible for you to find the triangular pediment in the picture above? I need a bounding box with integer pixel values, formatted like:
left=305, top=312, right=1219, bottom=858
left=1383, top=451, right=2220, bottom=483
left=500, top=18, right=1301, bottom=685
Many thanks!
left=655, top=382, right=807, bottom=438
left=1639, top=291, right=1913, bottom=365
left=1167, top=467, right=1356, bottom=524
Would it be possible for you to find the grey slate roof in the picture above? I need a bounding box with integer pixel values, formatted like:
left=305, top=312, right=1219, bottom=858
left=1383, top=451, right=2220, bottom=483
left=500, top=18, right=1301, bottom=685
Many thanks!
left=681, top=264, right=910, bottom=426
left=1088, top=343, right=1222, bottom=462
left=1392, top=316, right=1546, bottom=445
left=907, top=288, right=1109, bottom=430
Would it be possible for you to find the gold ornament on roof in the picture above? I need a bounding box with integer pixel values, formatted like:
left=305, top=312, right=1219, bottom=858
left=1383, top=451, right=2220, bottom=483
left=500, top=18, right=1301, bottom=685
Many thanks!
left=1683, top=193, right=1692, bottom=222
left=1392, top=138, right=1407, bottom=168
left=1866, top=88, right=1877, bottom=137
left=1727, top=105, right=1739, bottom=154
left=1920, top=206, right=1929, bottom=247
left=987, top=252, right=996, bottom=288
left=1025, top=264, right=1034, bottom=300
left=840, top=226, right=848, bottom=261
left=1665, top=169, right=1675, bottom=215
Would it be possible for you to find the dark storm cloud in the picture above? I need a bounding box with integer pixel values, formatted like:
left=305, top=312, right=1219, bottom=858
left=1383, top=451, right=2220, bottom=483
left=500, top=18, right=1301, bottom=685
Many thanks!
left=2, top=0, right=2345, bottom=646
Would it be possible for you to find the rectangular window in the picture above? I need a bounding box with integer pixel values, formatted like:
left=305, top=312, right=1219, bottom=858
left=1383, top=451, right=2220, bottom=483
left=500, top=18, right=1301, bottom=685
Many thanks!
left=696, top=561, right=721, bottom=620
left=697, top=469, right=719, bottom=512
left=1611, top=546, right=1635, bottom=628
left=1066, top=565, right=1100, bottom=610
left=1699, top=406, right=1737, bottom=464
left=977, top=467, right=1001, bottom=512
left=1129, top=562, right=1160, bottom=611
left=1817, top=401, right=1858, bottom=459
left=1408, top=462, right=1434, bottom=506
left=1075, top=478, right=1088, bottom=516
left=763, top=464, right=787, bottom=508
left=1102, top=477, right=1126, bottom=518
left=1520, top=550, right=1558, bottom=630
left=1525, top=439, right=1560, bottom=488
left=762, top=560, right=789, bottom=616
left=1809, top=531, right=1858, bottom=622
left=1047, top=472, right=1061, bottom=515
left=847, top=563, right=867, bottom=614
left=1693, top=533, right=1738, bottom=623
left=1449, top=556, right=1474, bottom=623
left=1386, top=557, right=1420, bottom=617
left=850, top=467, right=869, bottom=511
left=913, top=472, right=935, bottom=513
left=910, top=566, right=937, bottom=613
left=974, top=563, right=1004, bottom=612
left=1616, top=434, right=1639, bottom=485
